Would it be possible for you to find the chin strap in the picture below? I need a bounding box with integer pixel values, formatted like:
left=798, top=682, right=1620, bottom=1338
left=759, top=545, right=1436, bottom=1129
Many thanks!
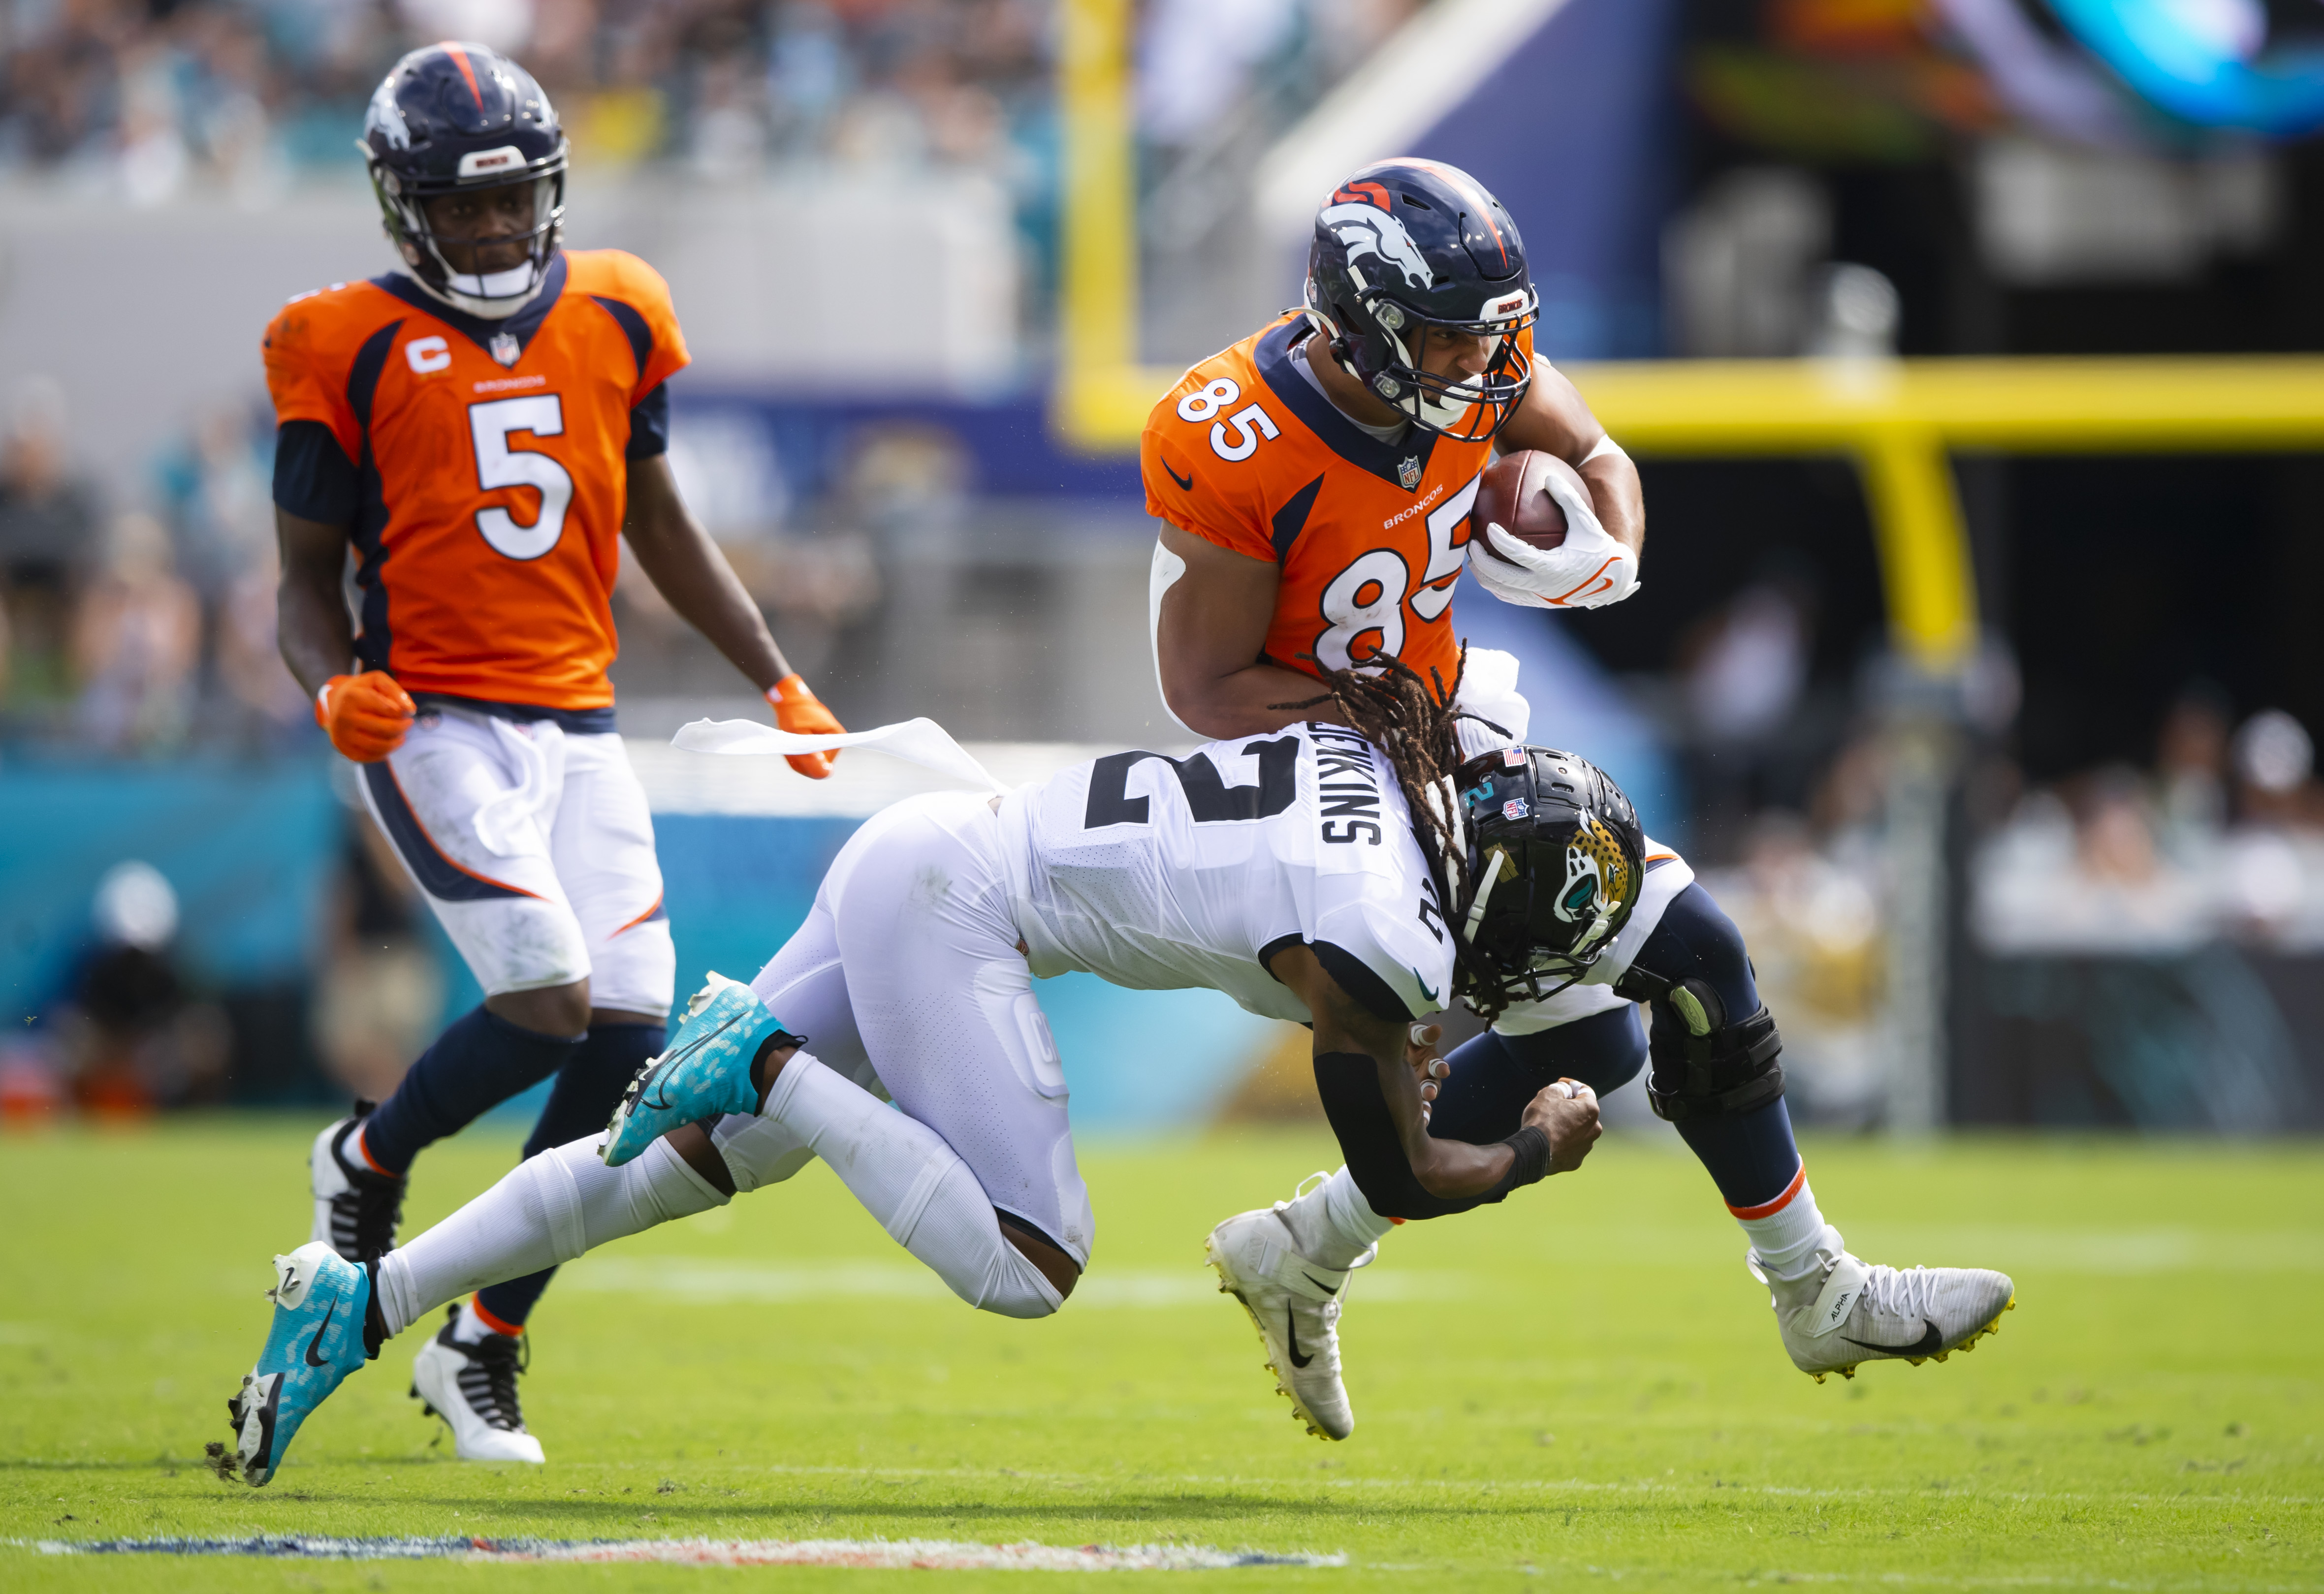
left=396, top=264, right=544, bottom=322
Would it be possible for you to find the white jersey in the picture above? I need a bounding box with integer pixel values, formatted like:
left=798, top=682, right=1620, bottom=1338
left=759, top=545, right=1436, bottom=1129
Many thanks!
left=996, top=722, right=1456, bottom=1024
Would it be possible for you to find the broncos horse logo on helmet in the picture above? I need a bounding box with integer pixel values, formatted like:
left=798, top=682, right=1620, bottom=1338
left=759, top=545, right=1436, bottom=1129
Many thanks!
left=1304, top=158, right=1540, bottom=442
left=359, top=41, right=568, bottom=319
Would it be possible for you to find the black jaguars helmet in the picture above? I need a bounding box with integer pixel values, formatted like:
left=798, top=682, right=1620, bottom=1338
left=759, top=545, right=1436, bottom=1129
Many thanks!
left=360, top=42, right=567, bottom=318
left=1305, top=158, right=1539, bottom=442
left=1451, top=746, right=1645, bottom=1009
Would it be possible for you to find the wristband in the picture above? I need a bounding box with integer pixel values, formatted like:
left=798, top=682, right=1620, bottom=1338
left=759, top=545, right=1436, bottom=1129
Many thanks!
left=1489, top=1124, right=1553, bottom=1195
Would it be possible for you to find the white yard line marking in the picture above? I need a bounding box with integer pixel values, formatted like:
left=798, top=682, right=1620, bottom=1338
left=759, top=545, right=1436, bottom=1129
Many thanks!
left=732, top=1462, right=2320, bottom=1510
left=562, top=1258, right=1465, bottom=1307
left=26, top=1535, right=1343, bottom=1569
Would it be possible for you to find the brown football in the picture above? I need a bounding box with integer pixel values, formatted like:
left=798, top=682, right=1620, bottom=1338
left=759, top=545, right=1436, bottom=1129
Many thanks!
left=1472, top=449, right=1578, bottom=563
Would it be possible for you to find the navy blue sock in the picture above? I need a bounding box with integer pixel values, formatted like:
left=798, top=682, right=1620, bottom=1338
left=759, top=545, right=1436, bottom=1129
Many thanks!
left=1427, top=1004, right=1645, bottom=1143
left=360, top=1005, right=585, bottom=1176
left=476, top=1021, right=667, bottom=1331
left=1636, top=884, right=1803, bottom=1211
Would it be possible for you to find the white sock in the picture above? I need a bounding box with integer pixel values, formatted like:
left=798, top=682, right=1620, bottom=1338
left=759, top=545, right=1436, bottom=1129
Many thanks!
left=449, top=1298, right=501, bottom=1344
left=1734, top=1170, right=1842, bottom=1282
left=760, top=1053, right=1062, bottom=1318
left=374, top=1134, right=725, bottom=1337
left=1277, top=1166, right=1393, bottom=1271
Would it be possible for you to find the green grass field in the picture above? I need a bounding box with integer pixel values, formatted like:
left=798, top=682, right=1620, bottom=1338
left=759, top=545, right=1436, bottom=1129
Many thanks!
left=2, top=1119, right=2319, bottom=1590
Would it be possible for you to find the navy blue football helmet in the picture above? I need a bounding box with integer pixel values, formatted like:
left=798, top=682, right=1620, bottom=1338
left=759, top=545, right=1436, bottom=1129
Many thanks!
left=1305, top=159, right=1538, bottom=441
left=360, top=42, right=567, bottom=318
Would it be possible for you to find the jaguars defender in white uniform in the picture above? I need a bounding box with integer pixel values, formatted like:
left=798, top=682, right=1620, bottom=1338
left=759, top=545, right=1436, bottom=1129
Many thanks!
left=225, top=692, right=2012, bottom=1483
left=223, top=716, right=1606, bottom=1483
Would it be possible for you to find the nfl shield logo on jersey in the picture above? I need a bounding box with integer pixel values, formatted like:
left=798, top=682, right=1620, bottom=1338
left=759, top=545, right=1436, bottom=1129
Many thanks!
left=490, top=331, right=521, bottom=367
left=1398, top=455, right=1422, bottom=491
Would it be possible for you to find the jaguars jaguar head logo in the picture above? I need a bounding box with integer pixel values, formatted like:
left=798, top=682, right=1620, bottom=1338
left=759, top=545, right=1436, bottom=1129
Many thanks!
left=1550, top=811, right=1634, bottom=954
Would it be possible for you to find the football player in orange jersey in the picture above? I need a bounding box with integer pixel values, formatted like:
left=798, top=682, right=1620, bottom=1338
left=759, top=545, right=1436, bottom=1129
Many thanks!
left=261, top=42, right=844, bottom=1464
left=1152, top=162, right=2012, bottom=1438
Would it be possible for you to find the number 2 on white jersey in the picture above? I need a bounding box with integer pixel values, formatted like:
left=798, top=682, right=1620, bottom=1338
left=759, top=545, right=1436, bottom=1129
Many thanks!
left=468, top=395, right=572, bottom=561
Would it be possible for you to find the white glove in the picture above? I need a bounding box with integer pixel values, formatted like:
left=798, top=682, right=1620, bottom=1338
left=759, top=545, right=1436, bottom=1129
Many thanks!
left=1464, top=466, right=1639, bottom=610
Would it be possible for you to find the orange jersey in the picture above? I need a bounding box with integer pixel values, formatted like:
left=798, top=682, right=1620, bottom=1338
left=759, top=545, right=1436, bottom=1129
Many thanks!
left=1143, top=313, right=1510, bottom=695
left=263, top=250, right=688, bottom=715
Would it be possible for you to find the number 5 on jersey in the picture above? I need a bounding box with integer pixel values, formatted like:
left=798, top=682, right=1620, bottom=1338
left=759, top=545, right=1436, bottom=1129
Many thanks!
left=469, top=395, right=572, bottom=560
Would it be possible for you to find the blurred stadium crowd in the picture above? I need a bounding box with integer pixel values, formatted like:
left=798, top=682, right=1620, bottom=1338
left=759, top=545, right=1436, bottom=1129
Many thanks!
left=0, top=0, right=1055, bottom=194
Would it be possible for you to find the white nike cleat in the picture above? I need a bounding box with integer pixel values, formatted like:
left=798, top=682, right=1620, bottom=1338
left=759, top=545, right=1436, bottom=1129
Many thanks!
left=1205, top=1206, right=1359, bottom=1441
left=309, top=1101, right=405, bottom=1263
left=1760, top=1246, right=2016, bottom=1383
left=409, top=1307, right=545, bottom=1464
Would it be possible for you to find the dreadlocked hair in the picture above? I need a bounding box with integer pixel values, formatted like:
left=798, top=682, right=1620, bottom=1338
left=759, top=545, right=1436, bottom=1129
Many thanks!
left=1269, top=647, right=1513, bottom=1019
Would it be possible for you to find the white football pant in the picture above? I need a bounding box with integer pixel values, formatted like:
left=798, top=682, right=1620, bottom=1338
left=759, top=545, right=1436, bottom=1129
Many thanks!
left=359, top=703, right=674, bottom=1014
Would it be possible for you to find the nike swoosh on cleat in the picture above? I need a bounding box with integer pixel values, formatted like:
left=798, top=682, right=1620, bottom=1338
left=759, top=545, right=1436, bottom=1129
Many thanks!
left=304, top=1296, right=340, bottom=1367
left=1285, top=1308, right=1313, bottom=1369
left=1164, top=461, right=1194, bottom=492
left=1302, top=1274, right=1339, bottom=1296
left=1840, top=1317, right=1944, bottom=1358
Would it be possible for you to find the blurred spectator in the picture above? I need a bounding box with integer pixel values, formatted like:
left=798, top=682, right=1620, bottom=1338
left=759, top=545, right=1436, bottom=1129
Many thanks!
left=62, top=859, right=229, bottom=1117
left=213, top=534, right=313, bottom=745
left=1974, top=699, right=2324, bottom=955
left=2231, top=708, right=2319, bottom=829
left=1698, top=793, right=1886, bottom=1125
left=2153, top=681, right=2232, bottom=848
left=1139, top=0, right=1303, bottom=149
left=1682, top=580, right=1812, bottom=744
left=1675, top=572, right=1818, bottom=855
left=0, top=376, right=98, bottom=719
left=312, top=800, right=442, bottom=1103
left=155, top=400, right=301, bottom=741
left=0, top=0, right=1065, bottom=202
left=72, top=510, right=200, bottom=753
left=158, top=401, right=273, bottom=611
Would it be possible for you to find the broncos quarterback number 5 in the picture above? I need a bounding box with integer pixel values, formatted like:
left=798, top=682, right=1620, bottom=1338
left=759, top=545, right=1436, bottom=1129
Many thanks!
left=468, top=395, right=573, bottom=561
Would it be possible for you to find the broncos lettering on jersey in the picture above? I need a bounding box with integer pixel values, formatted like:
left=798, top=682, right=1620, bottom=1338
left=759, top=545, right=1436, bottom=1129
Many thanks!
left=1142, top=313, right=1521, bottom=694
left=263, top=250, right=687, bottom=719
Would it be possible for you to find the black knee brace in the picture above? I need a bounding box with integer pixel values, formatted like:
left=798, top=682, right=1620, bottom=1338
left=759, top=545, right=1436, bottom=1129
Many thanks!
left=1616, top=966, right=1785, bottom=1124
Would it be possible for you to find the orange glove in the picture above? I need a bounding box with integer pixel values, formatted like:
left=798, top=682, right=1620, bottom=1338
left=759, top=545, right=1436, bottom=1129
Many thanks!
left=766, top=674, right=844, bottom=779
left=316, top=671, right=416, bottom=762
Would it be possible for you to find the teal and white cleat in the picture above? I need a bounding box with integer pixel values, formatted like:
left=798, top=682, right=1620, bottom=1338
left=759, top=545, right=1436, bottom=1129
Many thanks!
left=601, top=972, right=799, bottom=1167
left=226, top=1241, right=373, bottom=1486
